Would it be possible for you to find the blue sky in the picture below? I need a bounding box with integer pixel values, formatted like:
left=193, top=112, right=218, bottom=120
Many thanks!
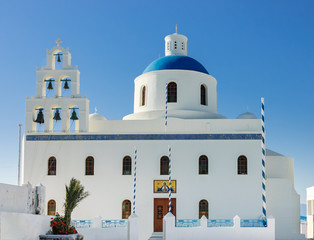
left=0, top=0, right=313, bottom=203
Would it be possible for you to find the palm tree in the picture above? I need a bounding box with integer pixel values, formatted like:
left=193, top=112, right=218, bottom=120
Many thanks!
left=64, top=178, right=90, bottom=228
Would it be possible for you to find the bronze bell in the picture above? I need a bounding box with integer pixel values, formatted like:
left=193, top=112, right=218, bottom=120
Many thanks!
left=57, top=54, right=61, bottom=63
left=53, top=109, right=61, bottom=121
left=47, top=81, right=53, bottom=90
left=34, top=109, right=44, bottom=124
left=63, top=80, right=70, bottom=89
left=70, top=109, right=79, bottom=120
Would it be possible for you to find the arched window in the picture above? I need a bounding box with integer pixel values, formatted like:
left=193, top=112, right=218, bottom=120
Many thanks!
left=123, top=156, right=132, bottom=175
left=201, top=85, right=207, bottom=105
left=160, top=156, right=169, bottom=175
left=167, top=82, right=177, bottom=103
left=48, top=157, right=56, bottom=175
left=122, top=200, right=131, bottom=219
left=238, top=155, right=247, bottom=175
left=199, top=155, right=208, bottom=174
left=85, top=156, right=94, bottom=175
left=140, top=86, right=146, bottom=106
left=199, top=200, right=208, bottom=218
left=47, top=199, right=56, bottom=215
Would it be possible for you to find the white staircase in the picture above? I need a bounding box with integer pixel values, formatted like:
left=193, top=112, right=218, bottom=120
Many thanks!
left=148, top=232, right=163, bottom=240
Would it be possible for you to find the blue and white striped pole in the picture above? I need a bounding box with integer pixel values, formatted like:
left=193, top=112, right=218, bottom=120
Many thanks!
left=165, top=82, right=168, bottom=128
left=168, top=146, right=172, bottom=213
left=133, top=148, right=137, bottom=214
left=261, top=98, right=267, bottom=226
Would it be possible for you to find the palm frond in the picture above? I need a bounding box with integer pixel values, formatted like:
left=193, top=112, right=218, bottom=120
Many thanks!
left=63, top=178, right=90, bottom=227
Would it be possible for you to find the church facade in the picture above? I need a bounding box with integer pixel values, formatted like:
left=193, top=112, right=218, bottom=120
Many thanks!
left=23, top=32, right=301, bottom=240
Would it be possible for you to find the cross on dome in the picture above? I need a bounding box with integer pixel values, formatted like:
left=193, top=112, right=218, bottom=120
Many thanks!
left=56, top=38, right=62, bottom=46
left=175, top=24, right=178, bottom=33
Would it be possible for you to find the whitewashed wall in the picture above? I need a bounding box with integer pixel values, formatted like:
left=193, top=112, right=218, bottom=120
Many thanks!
left=0, top=212, right=51, bottom=240
left=163, top=213, right=275, bottom=240
left=0, top=183, right=45, bottom=214
left=23, top=131, right=263, bottom=240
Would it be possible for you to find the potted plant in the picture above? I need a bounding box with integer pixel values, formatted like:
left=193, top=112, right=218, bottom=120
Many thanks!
left=40, top=178, right=89, bottom=240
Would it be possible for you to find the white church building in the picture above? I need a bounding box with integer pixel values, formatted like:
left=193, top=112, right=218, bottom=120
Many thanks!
left=22, top=31, right=302, bottom=240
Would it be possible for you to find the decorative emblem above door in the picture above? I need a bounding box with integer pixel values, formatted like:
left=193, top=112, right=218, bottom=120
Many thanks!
left=154, top=180, right=176, bottom=193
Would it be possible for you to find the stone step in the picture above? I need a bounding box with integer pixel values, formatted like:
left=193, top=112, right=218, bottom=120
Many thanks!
left=148, top=232, right=163, bottom=240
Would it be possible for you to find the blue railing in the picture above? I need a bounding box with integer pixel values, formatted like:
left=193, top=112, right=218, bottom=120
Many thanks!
left=207, top=219, right=234, bottom=227
left=176, top=219, right=201, bottom=227
left=102, top=220, right=128, bottom=228
left=240, top=219, right=265, bottom=227
left=72, top=220, right=93, bottom=228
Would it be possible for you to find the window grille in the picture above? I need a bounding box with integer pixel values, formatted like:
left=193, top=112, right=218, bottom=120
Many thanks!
left=238, top=155, right=248, bottom=175
left=48, top=157, right=56, bottom=175
left=199, top=155, right=208, bottom=174
left=47, top=199, right=56, bottom=215
left=122, top=200, right=131, bottom=219
left=123, top=156, right=132, bottom=175
left=199, top=200, right=208, bottom=218
left=167, top=82, right=177, bottom=103
left=160, top=156, right=169, bottom=175
left=85, top=156, right=94, bottom=175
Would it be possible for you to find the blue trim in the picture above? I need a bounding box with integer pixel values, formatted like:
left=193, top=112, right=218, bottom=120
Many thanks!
left=102, top=220, right=128, bottom=228
left=26, top=133, right=261, bottom=141
left=143, top=55, right=209, bottom=75
left=176, top=219, right=201, bottom=227
left=208, top=219, right=234, bottom=227
left=240, top=219, right=265, bottom=227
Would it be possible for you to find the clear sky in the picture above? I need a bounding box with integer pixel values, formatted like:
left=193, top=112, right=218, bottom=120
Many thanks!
left=0, top=0, right=313, bottom=203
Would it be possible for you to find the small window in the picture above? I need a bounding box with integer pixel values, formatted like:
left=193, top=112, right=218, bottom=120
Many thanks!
left=201, top=85, right=207, bottom=105
left=47, top=199, right=56, bottom=215
left=122, top=200, right=132, bottom=219
left=167, top=82, right=177, bottom=103
left=199, top=200, right=208, bottom=218
left=48, top=157, right=56, bottom=175
left=174, top=41, right=177, bottom=49
left=160, top=156, right=169, bottom=175
left=182, top=42, right=185, bottom=50
left=199, top=155, right=208, bottom=174
left=167, top=42, right=170, bottom=51
left=85, top=156, right=94, bottom=175
left=238, top=155, right=247, bottom=175
left=123, top=156, right=132, bottom=175
left=140, top=86, right=146, bottom=106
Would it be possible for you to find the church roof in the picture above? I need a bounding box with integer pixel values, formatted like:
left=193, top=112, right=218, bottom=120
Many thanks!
left=266, top=149, right=285, bottom=157
left=237, top=112, right=258, bottom=119
left=143, top=55, right=209, bottom=75
left=89, top=113, right=106, bottom=121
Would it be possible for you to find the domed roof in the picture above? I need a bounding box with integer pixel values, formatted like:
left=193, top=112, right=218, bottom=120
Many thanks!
left=237, top=112, right=258, bottom=119
left=89, top=113, right=106, bottom=121
left=143, top=55, right=209, bottom=75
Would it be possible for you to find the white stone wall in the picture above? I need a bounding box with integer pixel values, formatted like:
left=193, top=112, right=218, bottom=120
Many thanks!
left=90, top=118, right=260, bottom=134
left=0, top=212, right=51, bottom=240
left=0, top=183, right=45, bottom=215
left=266, top=152, right=302, bottom=240
left=163, top=213, right=275, bottom=240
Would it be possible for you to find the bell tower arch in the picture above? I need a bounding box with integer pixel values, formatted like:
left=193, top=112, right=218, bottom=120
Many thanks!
left=25, top=38, right=89, bottom=133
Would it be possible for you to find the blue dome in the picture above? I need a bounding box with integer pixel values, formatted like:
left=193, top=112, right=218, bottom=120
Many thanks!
left=143, top=55, right=209, bottom=75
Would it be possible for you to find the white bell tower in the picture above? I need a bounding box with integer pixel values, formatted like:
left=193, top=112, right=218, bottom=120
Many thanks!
left=164, top=25, right=188, bottom=56
left=25, top=38, right=89, bottom=133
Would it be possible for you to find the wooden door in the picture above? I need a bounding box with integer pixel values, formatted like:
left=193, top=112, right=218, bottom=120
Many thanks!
left=154, top=198, right=176, bottom=232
